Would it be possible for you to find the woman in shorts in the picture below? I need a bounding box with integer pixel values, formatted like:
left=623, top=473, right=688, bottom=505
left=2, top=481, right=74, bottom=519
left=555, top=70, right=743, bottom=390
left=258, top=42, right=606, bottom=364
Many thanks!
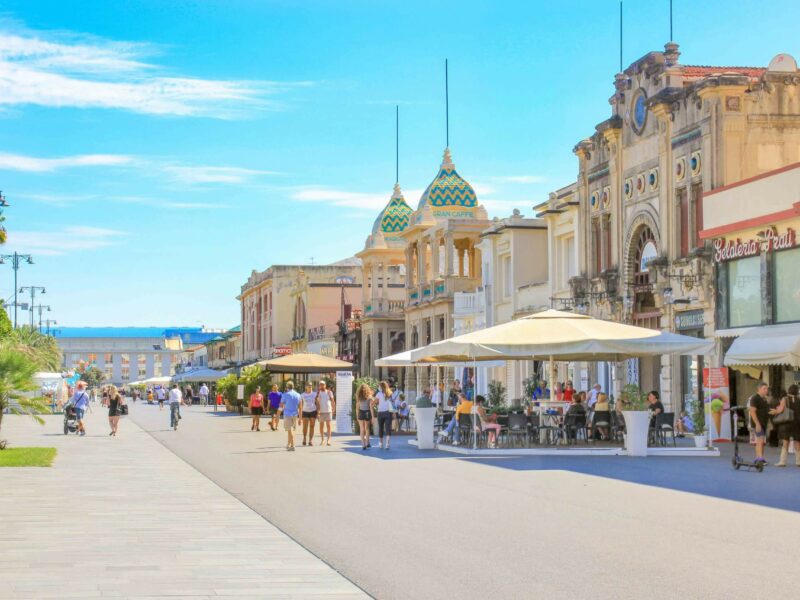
left=316, top=381, right=335, bottom=446
left=249, top=386, right=264, bottom=431
left=356, top=383, right=374, bottom=450
left=300, top=382, right=319, bottom=446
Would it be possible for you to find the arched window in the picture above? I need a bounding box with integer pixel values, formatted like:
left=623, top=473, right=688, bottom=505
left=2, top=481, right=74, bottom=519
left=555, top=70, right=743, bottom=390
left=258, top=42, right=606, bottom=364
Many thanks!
left=631, top=226, right=659, bottom=328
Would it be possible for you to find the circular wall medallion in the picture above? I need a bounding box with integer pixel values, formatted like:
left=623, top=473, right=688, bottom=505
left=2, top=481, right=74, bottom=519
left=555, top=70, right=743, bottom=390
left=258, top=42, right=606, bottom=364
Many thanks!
left=631, top=88, right=648, bottom=135
left=590, top=191, right=599, bottom=210
left=675, top=157, right=686, bottom=181
left=602, top=187, right=610, bottom=208
left=690, top=151, right=702, bottom=176
left=648, top=168, right=659, bottom=191
left=636, top=174, right=646, bottom=194
left=624, top=178, right=633, bottom=200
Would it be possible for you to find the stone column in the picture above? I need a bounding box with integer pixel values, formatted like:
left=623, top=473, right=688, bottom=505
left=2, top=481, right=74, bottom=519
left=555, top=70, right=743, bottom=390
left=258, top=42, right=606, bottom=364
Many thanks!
left=361, top=263, right=369, bottom=304
left=380, top=262, right=387, bottom=300
left=432, top=237, right=441, bottom=278
left=161, top=354, right=171, bottom=378
left=417, top=238, right=427, bottom=285
left=457, top=247, right=465, bottom=277
left=445, top=233, right=454, bottom=276
left=145, top=353, right=155, bottom=379
left=97, top=353, right=106, bottom=375
left=129, top=353, right=138, bottom=382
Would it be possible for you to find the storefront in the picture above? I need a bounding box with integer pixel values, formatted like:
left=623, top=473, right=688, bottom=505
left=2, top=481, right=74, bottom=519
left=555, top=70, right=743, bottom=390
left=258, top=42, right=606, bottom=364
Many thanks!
left=675, top=309, right=705, bottom=413
left=700, top=162, right=800, bottom=405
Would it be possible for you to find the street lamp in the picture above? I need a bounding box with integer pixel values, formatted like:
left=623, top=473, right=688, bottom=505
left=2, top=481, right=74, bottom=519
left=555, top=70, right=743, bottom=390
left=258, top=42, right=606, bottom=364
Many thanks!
left=34, top=304, right=52, bottom=332
left=19, top=286, right=46, bottom=328
left=0, top=252, right=35, bottom=328
left=0, top=191, right=8, bottom=207
left=43, top=318, right=57, bottom=336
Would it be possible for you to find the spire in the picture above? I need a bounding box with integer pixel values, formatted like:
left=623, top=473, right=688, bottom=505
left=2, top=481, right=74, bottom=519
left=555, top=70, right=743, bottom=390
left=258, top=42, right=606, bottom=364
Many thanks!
left=441, top=147, right=454, bottom=170
left=392, top=182, right=403, bottom=198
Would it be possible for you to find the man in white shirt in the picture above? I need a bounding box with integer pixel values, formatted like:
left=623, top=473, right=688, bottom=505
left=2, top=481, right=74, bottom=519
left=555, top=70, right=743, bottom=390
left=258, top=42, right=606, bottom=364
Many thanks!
left=168, top=384, right=184, bottom=430
left=587, top=383, right=602, bottom=409
left=199, top=383, right=209, bottom=406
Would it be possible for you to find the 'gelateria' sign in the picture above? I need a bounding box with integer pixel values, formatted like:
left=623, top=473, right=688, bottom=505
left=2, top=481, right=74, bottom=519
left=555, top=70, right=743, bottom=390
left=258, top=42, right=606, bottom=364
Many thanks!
left=713, top=227, right=796, bottom=262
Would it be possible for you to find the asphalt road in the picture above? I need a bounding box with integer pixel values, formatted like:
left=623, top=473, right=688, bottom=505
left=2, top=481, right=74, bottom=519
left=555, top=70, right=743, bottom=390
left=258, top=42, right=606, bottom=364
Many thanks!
left=130, top=402, right=800, bottom=600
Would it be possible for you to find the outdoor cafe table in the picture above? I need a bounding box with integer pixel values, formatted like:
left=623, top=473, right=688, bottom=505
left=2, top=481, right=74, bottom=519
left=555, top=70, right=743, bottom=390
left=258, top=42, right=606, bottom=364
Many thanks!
left=533, top=401, right=570, bottom=444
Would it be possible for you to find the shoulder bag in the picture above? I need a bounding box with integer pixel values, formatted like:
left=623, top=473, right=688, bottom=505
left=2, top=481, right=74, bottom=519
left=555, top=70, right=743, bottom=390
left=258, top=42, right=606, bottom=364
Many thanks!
left=773, top=403, right=794, bottom=425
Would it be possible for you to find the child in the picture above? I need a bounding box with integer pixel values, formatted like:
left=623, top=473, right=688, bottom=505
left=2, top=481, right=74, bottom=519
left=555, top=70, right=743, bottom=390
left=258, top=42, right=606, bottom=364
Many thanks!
left=675, top=410, right=694, bottom=437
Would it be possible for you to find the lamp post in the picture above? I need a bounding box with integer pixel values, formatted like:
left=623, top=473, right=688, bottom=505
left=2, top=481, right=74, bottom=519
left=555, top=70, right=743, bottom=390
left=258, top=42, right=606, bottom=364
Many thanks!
left=34, top=304, right=52, bottom=332
left=0, top=252, right=34, bottom=328
left=19, top=286, right=45, bottom=328
left=43, top=318, right=57, bottom=336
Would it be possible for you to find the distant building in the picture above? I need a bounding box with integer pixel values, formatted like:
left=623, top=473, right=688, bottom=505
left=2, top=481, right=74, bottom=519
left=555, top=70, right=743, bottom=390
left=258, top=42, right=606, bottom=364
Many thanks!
left=54, top=327, right=223, bottom=385
left=206, top=325, right=242, bottom=370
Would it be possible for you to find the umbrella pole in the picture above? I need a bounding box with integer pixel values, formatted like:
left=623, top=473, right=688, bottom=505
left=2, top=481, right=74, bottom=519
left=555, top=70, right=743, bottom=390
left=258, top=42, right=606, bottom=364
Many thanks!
left=473, top=357, right=477, bottom=451
left=549, top=355, right=556, bottom=401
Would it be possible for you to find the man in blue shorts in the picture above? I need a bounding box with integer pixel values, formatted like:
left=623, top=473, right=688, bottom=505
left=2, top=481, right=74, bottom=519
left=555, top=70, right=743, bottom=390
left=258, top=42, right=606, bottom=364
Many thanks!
left=279, top=381, right=301, bottom=451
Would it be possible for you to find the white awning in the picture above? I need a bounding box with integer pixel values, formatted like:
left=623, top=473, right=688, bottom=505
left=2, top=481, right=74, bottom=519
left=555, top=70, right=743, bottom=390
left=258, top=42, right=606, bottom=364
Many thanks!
left=714, top=327, right=753, bottom=338
left=375, top=349, right=504, bottom=368
left=724, top=322, right=800, bottom=367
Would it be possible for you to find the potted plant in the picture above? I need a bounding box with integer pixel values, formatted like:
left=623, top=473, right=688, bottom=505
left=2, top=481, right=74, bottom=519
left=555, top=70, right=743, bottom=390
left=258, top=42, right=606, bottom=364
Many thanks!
left=691, top=398, right=708, bottom=448
left=414, top=393, right=437, bottom=450
left=619, top=384, right=650, bottom=457
left=487, top=380, right=507, bottom=408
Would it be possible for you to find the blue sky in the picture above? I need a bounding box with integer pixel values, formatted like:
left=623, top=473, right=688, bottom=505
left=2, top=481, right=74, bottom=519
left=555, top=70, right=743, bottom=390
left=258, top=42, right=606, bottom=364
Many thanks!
left=1, top=0, right=797, bottom=328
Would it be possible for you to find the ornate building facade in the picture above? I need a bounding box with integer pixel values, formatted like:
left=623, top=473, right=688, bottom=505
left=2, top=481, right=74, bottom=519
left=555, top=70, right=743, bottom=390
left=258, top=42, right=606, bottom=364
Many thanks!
left=402, top=148, right=490, bottom=396
left=536, top=45, right=800, bottom=410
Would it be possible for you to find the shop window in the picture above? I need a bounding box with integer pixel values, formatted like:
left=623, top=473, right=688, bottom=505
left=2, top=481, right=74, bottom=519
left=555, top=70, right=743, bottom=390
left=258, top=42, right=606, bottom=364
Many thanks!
left=774, top=247, right=800, bottom=323
left=727, top=256, right=762, bottom=327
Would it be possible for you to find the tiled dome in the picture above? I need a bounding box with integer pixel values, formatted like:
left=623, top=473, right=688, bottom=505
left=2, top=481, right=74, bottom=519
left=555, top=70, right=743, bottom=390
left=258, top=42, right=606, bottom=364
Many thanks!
left=372, top=183, right=413, bottom=235
left=417, top=148, right=477, bottom=213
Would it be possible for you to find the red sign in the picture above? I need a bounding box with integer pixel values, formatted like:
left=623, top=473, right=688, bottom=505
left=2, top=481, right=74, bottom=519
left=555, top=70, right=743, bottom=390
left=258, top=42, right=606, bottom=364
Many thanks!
left=713, top=227, right=796, bottom=262
left=273, top=346, right=292, bottom=356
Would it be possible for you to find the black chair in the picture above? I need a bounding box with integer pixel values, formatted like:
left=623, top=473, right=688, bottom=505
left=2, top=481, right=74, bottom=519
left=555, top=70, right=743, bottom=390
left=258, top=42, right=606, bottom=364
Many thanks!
left=506, top=413, right=529, bottom=447
left=610, top=411, right=626, bottom=442
left=457, top=413, right=474, bottom=446
left=593, top=410, right=612, bottom=442
left=654, top=412, right=676, bottom=447
left=563, top=413, right=588, bottom=445
left=527, top=414, right=541, bottom=446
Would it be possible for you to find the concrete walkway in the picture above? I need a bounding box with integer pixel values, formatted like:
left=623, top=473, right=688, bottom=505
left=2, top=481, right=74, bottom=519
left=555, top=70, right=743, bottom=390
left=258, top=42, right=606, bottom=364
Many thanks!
left=0, top=407, right=368, bottom=600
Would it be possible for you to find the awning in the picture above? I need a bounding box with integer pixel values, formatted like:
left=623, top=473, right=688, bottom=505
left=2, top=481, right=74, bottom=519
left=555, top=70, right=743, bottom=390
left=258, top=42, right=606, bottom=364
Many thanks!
left=256, top=353, right=354, bottom=373
left=724, top=322, right=800, bottom=367
left=714, top=327, right=753, bottom=338
left=172, top=367, right=230, bottom=383
left=375, top=349, right=504, bottom=368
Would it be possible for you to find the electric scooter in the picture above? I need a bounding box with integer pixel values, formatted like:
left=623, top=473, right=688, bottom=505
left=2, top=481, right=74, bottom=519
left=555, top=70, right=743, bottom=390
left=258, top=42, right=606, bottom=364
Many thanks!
left=731, top=406, right=765, bottom=472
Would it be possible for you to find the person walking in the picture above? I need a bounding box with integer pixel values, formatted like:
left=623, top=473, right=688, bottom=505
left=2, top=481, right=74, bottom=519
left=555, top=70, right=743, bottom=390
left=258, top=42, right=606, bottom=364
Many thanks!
left=249, top=386, right=264, bottom=431
left=168, top=384, right=184, bottom=431
left=279, top=381, right=301, bottom=451
left=748, top=382, right=770, bottom=465
left=184, top=385, right=194, bottom=406
left=316, top=380, right=335, bottom=446
left=107, top=384, right=124, bottom=436
left=770, top=384, right=800, bottom=467
left=68, top=381, right=91, bottom=437
left=375, top=380, right=395, bottom=450
left=300, top=382, right=319, bottom=446
left=155, top=386, right=164, bottom=410
left=199, top=383, right=209, bottom=406
left=268, top=384, right=282, bottom=431
left=355, top=383, right=374, bottom=450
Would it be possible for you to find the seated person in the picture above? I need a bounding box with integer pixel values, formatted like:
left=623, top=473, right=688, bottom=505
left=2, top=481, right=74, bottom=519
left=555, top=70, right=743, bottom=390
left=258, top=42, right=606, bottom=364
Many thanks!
left=437, top=393, right=473, bottom=445
left=475, top=396, right=502, bottom=448
left=564, top=397, right=587, bottom=442
left=593, top=393, right=611, bottom=441
left=647, top=390, right=664, bottom=428
left=675, top=410, right=694, bottom=437
left=395, top=393, right=410, bottom=430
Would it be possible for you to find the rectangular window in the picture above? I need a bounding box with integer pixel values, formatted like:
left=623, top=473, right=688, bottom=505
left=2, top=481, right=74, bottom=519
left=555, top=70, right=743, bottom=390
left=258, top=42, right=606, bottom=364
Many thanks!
left=692, top=183, right=704, bottom=249
left=603, top=217, right=612, bottom=271
left=775, top=247, right=800, bottom=323
left=592, top=219, right=601, bottom=275
left=502, top=256, right=512, bottom=298
left=678, top=187, right=689, bottom=257
left=727, top=256, right=762, bottom=327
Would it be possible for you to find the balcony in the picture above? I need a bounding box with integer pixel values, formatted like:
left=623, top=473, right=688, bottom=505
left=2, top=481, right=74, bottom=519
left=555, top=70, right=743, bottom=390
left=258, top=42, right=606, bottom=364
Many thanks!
left=365, top=298, right=405, bottom=318
left=454, top=290, right=485, bottom=316
left=308, top=325, right=337, bottom=342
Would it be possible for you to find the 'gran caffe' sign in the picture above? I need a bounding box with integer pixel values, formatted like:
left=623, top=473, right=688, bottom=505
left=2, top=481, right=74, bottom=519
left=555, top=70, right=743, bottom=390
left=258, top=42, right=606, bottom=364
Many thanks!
left=713, top=227, right=796, bottom=262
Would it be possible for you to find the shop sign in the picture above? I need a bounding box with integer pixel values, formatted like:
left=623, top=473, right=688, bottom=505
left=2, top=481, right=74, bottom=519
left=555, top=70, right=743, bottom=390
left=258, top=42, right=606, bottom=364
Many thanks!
left=675, top=309, right=705, bottom=331
left=713, top=227, right=796, bottom=262
left=273, top=346, right=292, bottom=356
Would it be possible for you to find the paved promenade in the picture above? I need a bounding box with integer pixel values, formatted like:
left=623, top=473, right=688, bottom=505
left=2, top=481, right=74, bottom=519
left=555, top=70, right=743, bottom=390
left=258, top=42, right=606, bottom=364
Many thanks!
left=0, top=407, right=367, bottom=600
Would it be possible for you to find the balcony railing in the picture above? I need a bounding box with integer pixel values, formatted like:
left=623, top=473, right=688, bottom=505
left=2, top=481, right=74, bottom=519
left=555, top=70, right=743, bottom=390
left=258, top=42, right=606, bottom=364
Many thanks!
left=308, top=325, right=336, bottom=342
left=454, top=290, right=485, bottom=315
left=366, top=299, right=405, bottom=316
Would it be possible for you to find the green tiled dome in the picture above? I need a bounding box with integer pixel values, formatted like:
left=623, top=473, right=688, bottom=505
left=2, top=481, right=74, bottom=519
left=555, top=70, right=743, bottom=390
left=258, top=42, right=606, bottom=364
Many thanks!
left=417, top=148, right=477, bottom=212
left=372, top=183, right=412, bottom=235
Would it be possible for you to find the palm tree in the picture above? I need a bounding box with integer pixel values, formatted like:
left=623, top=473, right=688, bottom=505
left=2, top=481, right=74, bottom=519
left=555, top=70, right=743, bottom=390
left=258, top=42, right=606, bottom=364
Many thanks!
left=0, top=350, right=51, bottom=447
left=0, top=326, right=62, bottom=371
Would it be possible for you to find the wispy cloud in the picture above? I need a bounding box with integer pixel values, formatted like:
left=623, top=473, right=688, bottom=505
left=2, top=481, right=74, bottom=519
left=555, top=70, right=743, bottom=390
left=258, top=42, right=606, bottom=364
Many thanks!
left=162, top=165, right=280, bottom=185
left=0, top=25, right=311, bottom=118
left=5, top=225, right=125, bottom=255
left=0, top=152, right=133, bottom=172
left=291, top=187, right=389, bottom=211
left=19, top=192, right=226, bottom=210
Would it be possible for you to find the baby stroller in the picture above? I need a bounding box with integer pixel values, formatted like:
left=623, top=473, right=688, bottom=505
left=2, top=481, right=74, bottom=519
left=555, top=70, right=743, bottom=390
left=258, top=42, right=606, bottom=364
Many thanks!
left=63, top=404, right=80, bottom=435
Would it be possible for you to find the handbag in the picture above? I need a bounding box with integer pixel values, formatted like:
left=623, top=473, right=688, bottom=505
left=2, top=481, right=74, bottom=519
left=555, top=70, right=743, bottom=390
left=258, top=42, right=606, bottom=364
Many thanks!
left=772, top=405, right=794, bottom=425
left=119, top=401, right=129, bottom=416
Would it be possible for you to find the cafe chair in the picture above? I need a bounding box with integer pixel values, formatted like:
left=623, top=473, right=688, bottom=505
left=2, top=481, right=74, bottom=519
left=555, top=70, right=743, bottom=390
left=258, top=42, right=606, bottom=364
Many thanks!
left=654, top=412, right=677, bottom=447
left=506, top=413, right=530, bottom=448
left=562, top=413, right=589, bottom=445
left=458, top=413, right=475, bottom=446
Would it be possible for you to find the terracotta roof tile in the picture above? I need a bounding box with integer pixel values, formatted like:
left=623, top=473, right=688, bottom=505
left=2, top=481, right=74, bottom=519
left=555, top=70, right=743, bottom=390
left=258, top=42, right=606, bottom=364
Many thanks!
left=682, top=65, right=766, bottom=79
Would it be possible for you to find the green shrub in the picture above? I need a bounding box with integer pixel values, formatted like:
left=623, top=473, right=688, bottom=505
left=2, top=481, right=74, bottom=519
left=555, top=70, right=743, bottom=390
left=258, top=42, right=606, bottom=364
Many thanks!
left=487, top=380, right=507, bottom=407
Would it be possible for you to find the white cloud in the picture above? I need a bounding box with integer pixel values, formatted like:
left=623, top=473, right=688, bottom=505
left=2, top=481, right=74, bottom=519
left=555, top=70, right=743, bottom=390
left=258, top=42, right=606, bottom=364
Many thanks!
left=162, top=165, right=279, bottom=185
left=5, top=225, right=125, bottom=255
left=0, top=152, right=133, bottom=172
left=0, top=26, right=310, bottom=118
left=291, top=186, right=425, bottom=212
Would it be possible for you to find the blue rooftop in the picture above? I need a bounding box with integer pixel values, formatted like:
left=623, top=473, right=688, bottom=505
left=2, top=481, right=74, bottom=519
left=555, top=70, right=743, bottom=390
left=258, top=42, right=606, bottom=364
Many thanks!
left=54, top=327, right=207, bottom=340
